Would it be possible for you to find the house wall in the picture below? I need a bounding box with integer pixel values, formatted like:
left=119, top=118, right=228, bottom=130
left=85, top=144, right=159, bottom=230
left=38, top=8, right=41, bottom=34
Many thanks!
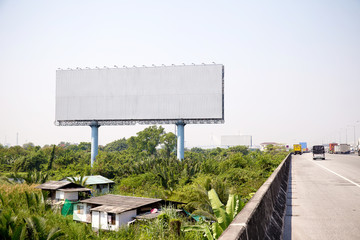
left=55, top=191, right=64, bottom=200
left=86, top=205, right=92, bottom=222
left=100, top=212, right=108, bottom=230
left=92, top=211, right=100, bottom=230
left=101, top=184, right=109, bottom=194
left=73, top=203, right=90, bottom=222
left=55, top=191, right=78, bottom=201
left=117, top=210, right=137, bottom=227
left=64, top=192, right=78, bottom=201
left=92, top=209, right=137, bottom=231
left=93, top=184, right=110, bottom=194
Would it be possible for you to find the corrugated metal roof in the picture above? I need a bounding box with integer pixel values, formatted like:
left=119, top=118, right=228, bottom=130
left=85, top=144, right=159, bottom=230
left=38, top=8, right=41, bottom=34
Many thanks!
left=63, top=175, right=114, bottom=185
left=90, top=205, right=131, bottom=214
left=35, top=181, right=80, bottom=190
left=81, top=194, right=162, bottom=213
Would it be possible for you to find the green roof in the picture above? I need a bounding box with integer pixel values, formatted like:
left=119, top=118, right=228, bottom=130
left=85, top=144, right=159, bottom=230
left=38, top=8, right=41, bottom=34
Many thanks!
left=63, top=175, right=114, bottom=185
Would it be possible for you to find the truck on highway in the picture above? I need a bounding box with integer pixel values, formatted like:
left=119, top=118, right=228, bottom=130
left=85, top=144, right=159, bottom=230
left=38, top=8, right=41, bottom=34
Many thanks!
left=313, top=145, right=325, bottom=160
left=329, top=143, right=338, bottom=154
left=293, top=144, right=302, bottom=155
left=334, top=144, right=350, bottom=154
left=299, top=142, right=308, bottom=152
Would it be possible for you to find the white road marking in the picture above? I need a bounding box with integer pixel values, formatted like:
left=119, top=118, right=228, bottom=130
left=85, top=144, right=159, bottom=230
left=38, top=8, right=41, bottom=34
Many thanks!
left=310, top=160, right=360, bottom=188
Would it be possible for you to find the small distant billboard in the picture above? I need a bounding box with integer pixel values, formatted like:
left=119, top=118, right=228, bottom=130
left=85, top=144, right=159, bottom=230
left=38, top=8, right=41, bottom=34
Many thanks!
left=221, top=135, right=252, bottom=147
left=55, top=64, right=224, bottom=126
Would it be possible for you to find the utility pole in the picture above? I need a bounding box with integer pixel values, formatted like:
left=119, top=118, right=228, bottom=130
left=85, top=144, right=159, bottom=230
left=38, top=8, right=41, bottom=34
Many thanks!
left=339, top=131, right=341, bottom=143
left=346, top=128, right=348, bottom=144
left=348, top=125, right=356, bottom=147
left=354, top=125, right=356, bottom=147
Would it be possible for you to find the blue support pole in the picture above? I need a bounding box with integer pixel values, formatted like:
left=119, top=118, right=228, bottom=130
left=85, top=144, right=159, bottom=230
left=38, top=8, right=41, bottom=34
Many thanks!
left=90, top=121, right=100, bottom=167
left=176, top=121, right=185, bottom=160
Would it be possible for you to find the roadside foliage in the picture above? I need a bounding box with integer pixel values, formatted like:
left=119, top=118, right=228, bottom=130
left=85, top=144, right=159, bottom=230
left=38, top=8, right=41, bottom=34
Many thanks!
left=0, top=126, right=287, bottom=239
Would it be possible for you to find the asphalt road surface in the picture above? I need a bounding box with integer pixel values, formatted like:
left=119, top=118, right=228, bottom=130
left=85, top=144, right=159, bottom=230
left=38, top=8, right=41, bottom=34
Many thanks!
left=284, top=153, right=360, bottom=240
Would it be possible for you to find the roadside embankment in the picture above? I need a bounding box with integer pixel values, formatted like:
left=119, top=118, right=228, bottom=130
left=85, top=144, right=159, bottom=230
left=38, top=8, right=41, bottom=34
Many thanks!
left=219, top=153, right=291, bottom=240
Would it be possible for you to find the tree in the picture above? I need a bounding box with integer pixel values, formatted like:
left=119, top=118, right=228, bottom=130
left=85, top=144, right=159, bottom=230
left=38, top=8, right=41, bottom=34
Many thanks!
left=23, top=142, right=35, bottom=150
left=47, top=145, right=56, bottom=171
left=77, top=142, right=91, bottom=151
left=0, top=209, right=27, bottom=240
left=24, top=216, right=64, bottom=240
left=128, top=126, right=165, bottom=155
left=23, top=171, right=48, bottom=185
left=104, top=138, right=128, bottom=152
left=57, top=142, right=72, bottom=149
left=68, top=175, right=89, bottom=187
left=14, top=151, right=46, bottom=172
left=228, top=145, right=249, bottom=155
left=191, top=147, right=206, bottom=154
left=160, top=132, right=176, bottom=157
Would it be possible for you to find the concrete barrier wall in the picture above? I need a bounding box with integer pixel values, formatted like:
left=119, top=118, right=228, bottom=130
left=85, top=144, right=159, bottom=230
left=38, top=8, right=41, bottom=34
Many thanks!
left=219, top=153, right=291, bottom=240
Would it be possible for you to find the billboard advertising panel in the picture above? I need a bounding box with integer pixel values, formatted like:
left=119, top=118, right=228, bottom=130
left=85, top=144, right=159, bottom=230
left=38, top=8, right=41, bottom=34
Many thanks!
left=221, top=135, right=252, bottom=147
left=55, top=64, right=224, bottom=126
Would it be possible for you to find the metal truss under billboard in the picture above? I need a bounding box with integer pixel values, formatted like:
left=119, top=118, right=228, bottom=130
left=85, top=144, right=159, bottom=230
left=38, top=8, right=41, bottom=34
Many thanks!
left=55, top=64, right=224, bottom=126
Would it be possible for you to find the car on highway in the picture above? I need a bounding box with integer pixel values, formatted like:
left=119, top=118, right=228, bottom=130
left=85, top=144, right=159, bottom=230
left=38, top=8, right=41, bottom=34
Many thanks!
left=313, top=145, right=325, bottom=160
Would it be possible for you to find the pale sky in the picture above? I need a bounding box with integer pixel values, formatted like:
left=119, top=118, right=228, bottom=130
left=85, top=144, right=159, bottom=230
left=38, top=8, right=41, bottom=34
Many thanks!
left=1, top=0, right=359, bottom=148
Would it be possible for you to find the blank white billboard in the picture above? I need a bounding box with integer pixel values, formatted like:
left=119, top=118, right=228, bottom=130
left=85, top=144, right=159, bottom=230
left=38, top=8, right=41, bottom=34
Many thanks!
left=221, top=135, right=252, bottom=147
left=55, top=64, right=224, bottom=126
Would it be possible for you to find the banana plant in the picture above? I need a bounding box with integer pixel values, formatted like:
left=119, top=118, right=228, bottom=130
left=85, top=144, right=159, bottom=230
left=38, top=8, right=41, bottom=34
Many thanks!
left=208, top=189, right=244, bottom=238
left=182, top=188, right=244, bottom=239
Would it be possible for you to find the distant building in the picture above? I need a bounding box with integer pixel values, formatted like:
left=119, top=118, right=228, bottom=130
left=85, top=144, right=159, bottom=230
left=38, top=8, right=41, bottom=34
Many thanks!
left=62, top=175, right=115, bottom=194
left=260, top=142, right=283, bottom=151
left=220, top=135, right=252, bottom=147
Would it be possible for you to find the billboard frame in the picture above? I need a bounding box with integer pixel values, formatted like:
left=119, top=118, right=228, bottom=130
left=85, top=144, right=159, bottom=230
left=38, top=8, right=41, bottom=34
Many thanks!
left=55, top=63, right=225, bottom=163
left=55, top=64, right=224, bottom=126
left=55, top=118, right=224, bottom=126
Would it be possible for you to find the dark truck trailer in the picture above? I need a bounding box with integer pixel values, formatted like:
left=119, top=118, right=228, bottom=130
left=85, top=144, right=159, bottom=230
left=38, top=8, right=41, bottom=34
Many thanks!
left=313, top=145, right=325, bottom=160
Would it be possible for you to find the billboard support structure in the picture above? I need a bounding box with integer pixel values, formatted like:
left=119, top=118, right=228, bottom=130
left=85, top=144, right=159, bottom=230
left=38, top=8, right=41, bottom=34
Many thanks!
left=55, top=64, right=224, bottom=166
left=176, top=121, right=186, bottom=160
left=90, top=121, right=100, bottom=167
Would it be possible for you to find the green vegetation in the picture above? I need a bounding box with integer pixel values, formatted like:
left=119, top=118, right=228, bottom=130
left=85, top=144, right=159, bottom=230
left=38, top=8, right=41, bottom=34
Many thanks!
left=183, top=189, right=245, bottom=239
left=0, top=126, right=288, bottom=239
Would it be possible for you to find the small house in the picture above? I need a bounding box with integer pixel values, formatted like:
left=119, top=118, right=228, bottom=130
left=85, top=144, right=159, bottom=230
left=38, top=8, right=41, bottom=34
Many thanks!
left=73, top=194, right=164, bottom=231
left=35, top=181, right=91, bottom=203
left=62, top=175, right=115, bottom=194
left=260, top=142, right=284, bottom=151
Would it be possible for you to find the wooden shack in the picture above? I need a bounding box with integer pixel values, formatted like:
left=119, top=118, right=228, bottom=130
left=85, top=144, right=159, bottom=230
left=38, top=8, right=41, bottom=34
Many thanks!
left=74, top=194, right=164, bottom=231
left=35, top=181, right=91, bottom=203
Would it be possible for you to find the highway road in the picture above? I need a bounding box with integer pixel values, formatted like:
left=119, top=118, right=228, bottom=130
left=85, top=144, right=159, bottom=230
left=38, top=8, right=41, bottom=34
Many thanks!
left=284, top=153, right=360, bottom=240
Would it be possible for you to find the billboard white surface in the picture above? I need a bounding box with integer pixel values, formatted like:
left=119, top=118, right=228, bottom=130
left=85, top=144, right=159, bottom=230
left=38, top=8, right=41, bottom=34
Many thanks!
left=55, top=64, right=224, bottom=126
left=221, top=135, right=252, bottom=147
